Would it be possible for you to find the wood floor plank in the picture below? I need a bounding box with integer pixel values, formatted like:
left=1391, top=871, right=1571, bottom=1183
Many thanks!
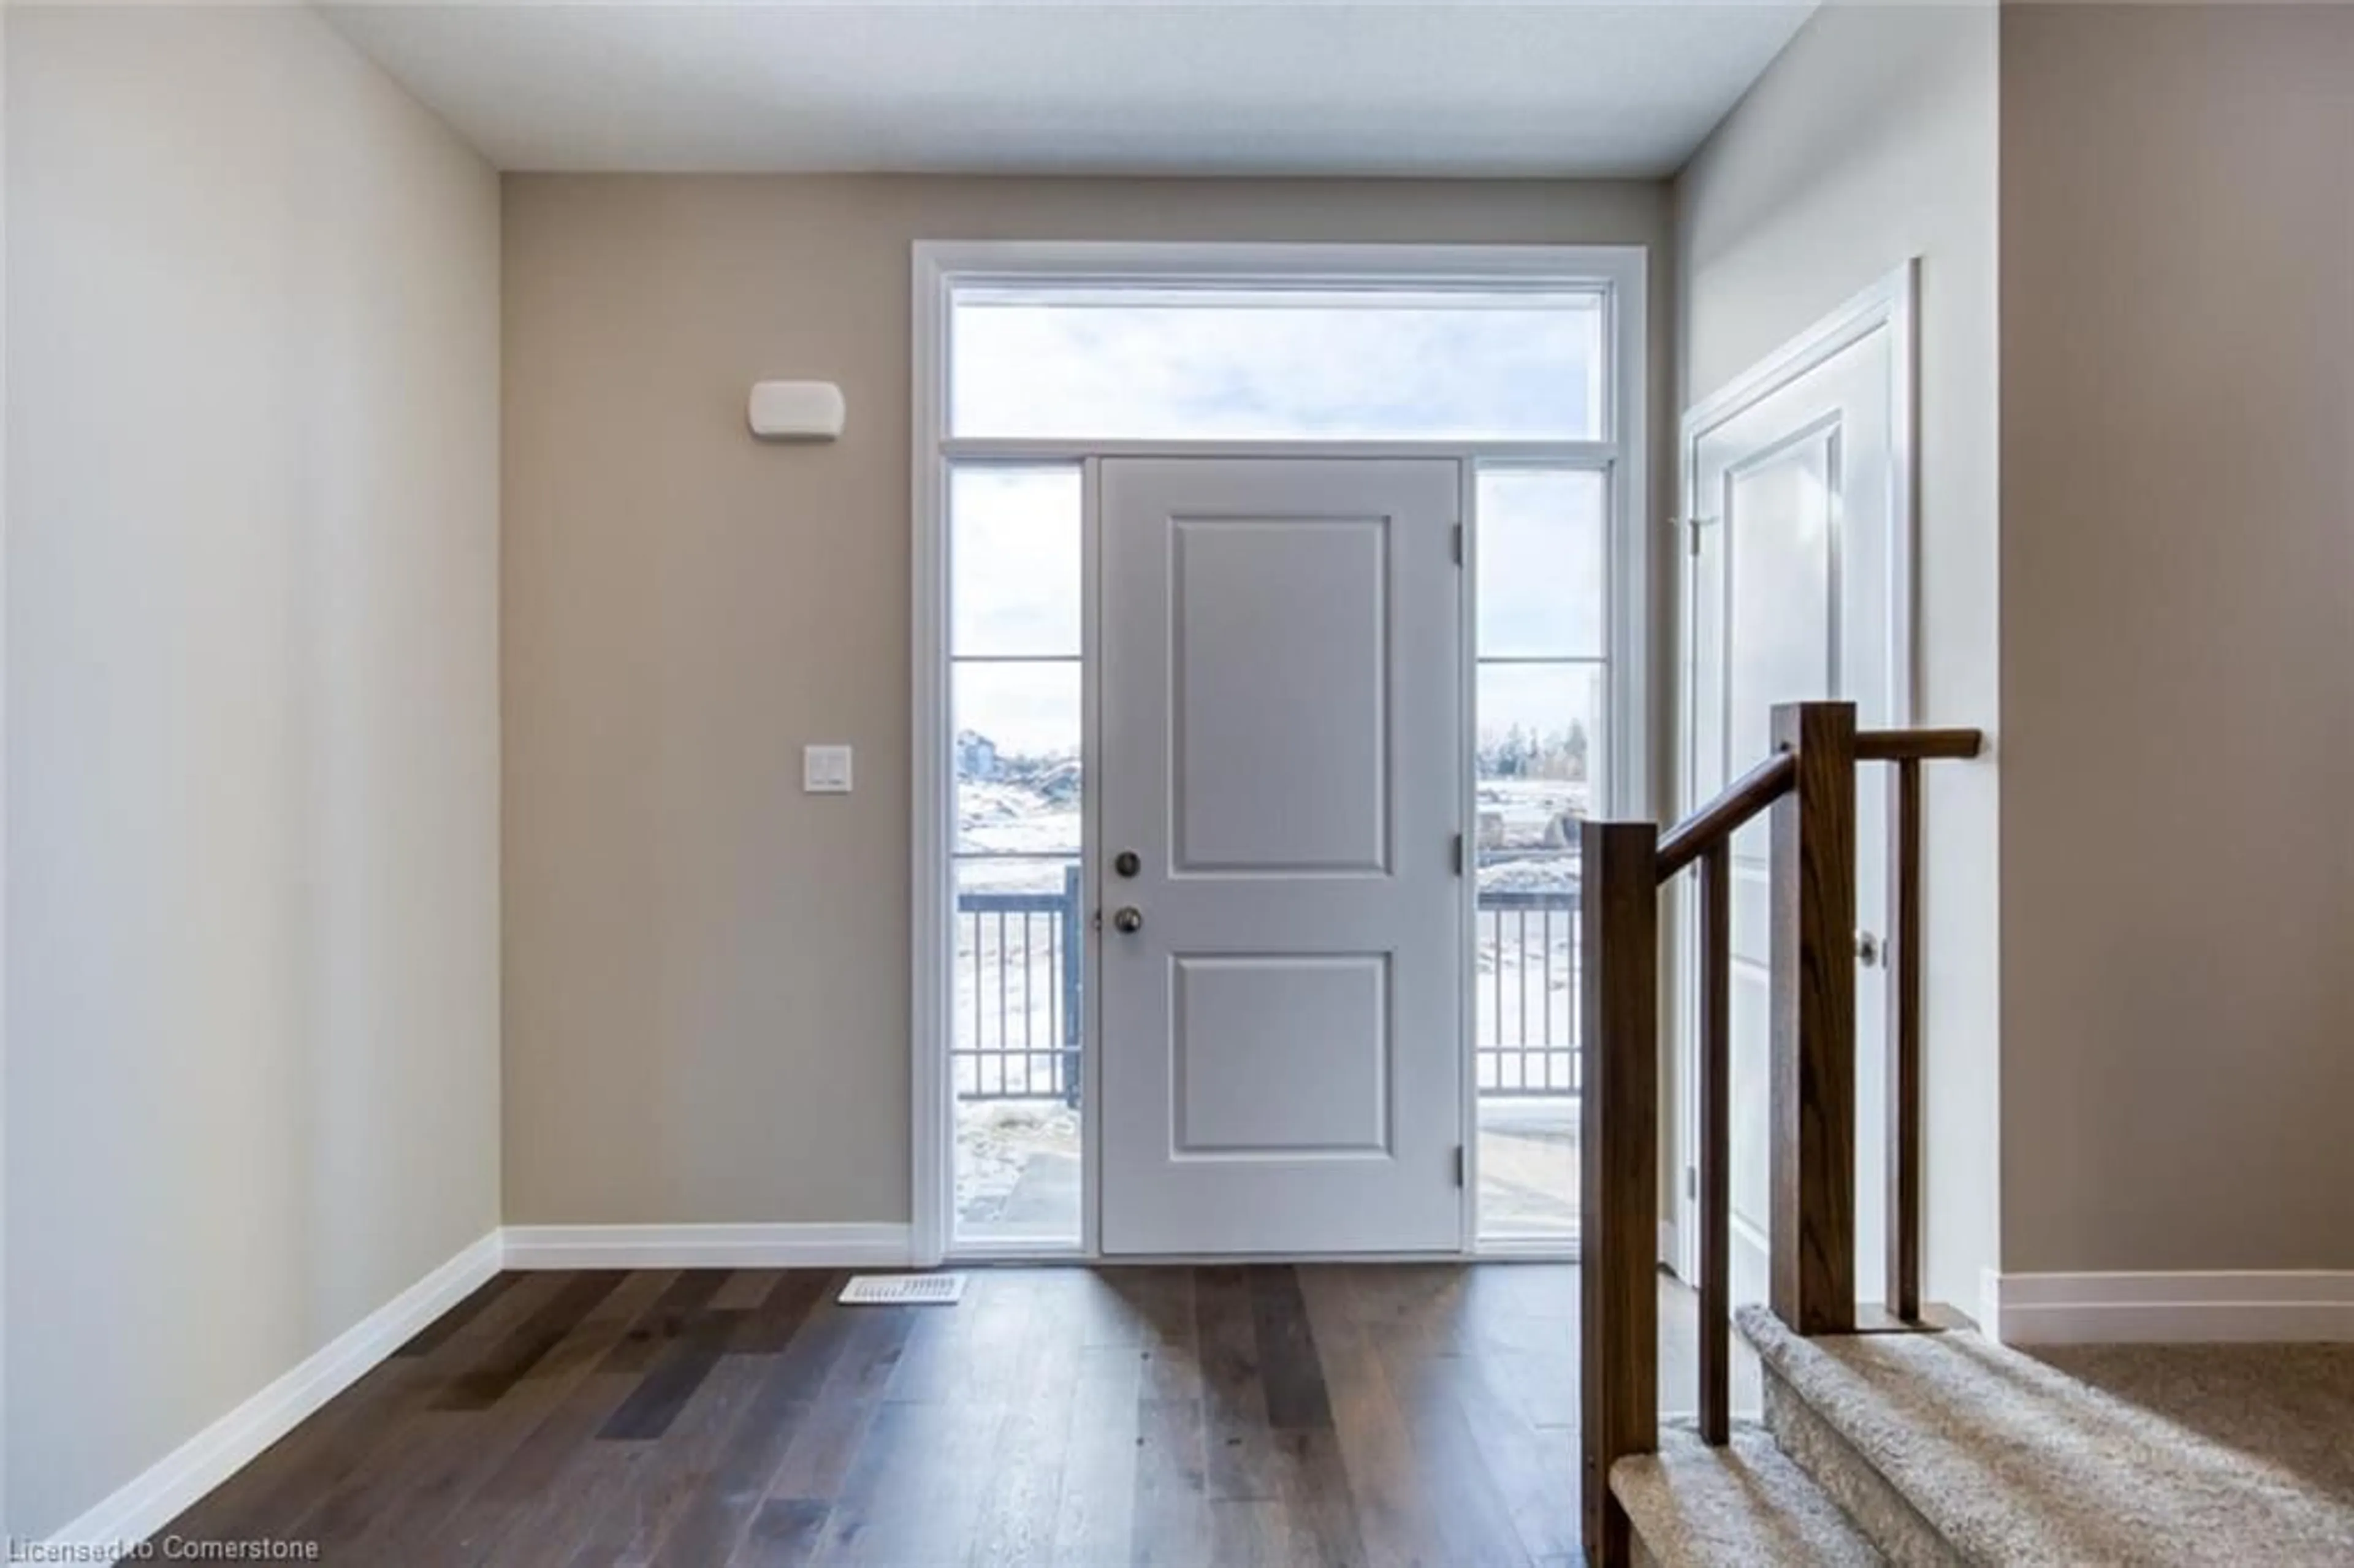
left=199, top=1276, right=580, bottom=1558
left=422, top=1270, right=684, bottom=1565
left=815, top=1304, right=917, bottom=1405
left=568, top=1295, right=854, bottom=1565
left=652, top=1383, right=818, bottom=1568
left=729, top=1497, right=831, bottom=1568
left=712, top=1268, right=788, bottom=1311
left=758, top=1397, right=874, bottom=1507
left=161, top=1271, right=566, bottom=1544
left=1194, top=1265, right=1282, bottom=1504
left=810, top=1390, right=1010, bottom=1565
left=764, top=1285, right=863, bottom=1404
left=568, top=1387, right=765, bottom=1561
left=1301, top=1271, right=1449, bottom=1568
left=346, top=1272, right=671, bottom=1565
left=641, top=1275, right=845, bottom=1565
left=965, top=1277, right=1083, bottom=1568
left=1130, top=1393, right=1214, bottom=1567
left=600, top=1306, right=745, bottom=1441
left=459, top=1272, right=736, bottom=1568
left=143, top=1262, right=1617, bottom=1568
left=397, top=1272, right=527, bottom=1358
left=1089, top=1266, right=1203, bottom=1402
left=442, top=1271, right=629, bottom=1410
left=732, top=1270, right=831, bottom=1357
left=1206, top=1497, right=1293, bottom=1566
left=603, top=1271, right=733, bottom=1376
left=1267, top=1425, right=1369, bottom=1568
left=1250, top=1265, right=1335, bottom=1433
left=1382, top=1349, right=1539, bottom=1568
left=1047, top=1344, right=1145, bottom=1567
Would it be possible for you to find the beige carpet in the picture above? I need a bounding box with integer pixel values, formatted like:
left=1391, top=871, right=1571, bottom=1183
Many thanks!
left=1613, top=1420, right=1884, bottom=1567
left=2033, top=1341, right=2354, bottom=1510
left=1742, top=1305, right=2354, bottom=1566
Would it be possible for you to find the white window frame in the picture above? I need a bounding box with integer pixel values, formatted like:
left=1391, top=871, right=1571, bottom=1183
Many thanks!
left=911, top=240, right=1650, bottom=1266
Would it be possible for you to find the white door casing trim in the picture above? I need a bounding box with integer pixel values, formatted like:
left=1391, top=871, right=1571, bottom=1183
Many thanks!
left=1680, top=261, right=1919, bottom=728
left=1671, top=261, right=1918, bottom=1287
left=912, top=240, right=1650, bottom=1265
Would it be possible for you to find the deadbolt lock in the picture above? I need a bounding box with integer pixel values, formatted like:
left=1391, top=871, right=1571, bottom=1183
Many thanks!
left=1114, top=850, right=1141, bottom=878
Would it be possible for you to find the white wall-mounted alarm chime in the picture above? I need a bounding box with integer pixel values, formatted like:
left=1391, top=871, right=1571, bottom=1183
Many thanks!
left=748, top=381, right=847, bottom=441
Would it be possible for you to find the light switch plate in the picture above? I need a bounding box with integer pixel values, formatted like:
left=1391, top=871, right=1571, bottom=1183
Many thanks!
left=803, top=744, right=854, bottom=794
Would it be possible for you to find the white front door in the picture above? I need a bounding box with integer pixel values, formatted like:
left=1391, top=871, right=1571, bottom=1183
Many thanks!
left=1683, top=276, right=1911, bottom=1307
left=1099, top=457, right=1465, bottom=1256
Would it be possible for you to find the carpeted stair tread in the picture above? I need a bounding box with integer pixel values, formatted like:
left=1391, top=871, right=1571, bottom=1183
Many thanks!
left=1611, top=1420, right=1885, bottom=1567
left=1737, top=1303, right=2354, bottom=1566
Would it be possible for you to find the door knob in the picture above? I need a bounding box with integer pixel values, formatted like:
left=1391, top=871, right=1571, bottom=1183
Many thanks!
left=1855, top=931, right=1883, bottom=968
left=1113, top=907, right=1144, bottom=935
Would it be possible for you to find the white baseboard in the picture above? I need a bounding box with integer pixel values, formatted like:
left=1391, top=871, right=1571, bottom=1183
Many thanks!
left=44, top=1229, right=503, bottom=1562
left=1983, top=1267, right=2354, bottom=1345
left=500, top=1222, right=912, bottom=1271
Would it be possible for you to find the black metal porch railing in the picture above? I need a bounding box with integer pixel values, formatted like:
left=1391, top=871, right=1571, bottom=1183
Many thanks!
left=1476, top=887, right=1583, bottom=1097
left=953, top=867, right=1582, bottom=1106
left=954, top=866, right=1085, bottom=1106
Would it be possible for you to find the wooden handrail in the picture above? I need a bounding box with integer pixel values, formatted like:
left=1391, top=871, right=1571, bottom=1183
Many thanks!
left=1580, top=708, right=1984, bottom=1568
left=1655, top=751, right=1797, bottom=880
left=1857, top=727, right=1984, bottom=762
left=1653, top=729, right=1982, bottom=882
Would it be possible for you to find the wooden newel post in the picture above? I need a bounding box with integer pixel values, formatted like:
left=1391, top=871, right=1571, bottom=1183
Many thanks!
left=1770, top=702, right=1858, bottom=1336
left=1580, top=819, right=1659, bottom=1568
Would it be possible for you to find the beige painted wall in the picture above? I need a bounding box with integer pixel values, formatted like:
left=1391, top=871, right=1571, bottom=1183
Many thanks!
left=1999, top=4, right=2354, bottom=1274
left=6, top=6, right=501, bottom=1536
left=1674, top=3, right=2001, bottom=1309
left=501, top=174, right=1672, bottom=1227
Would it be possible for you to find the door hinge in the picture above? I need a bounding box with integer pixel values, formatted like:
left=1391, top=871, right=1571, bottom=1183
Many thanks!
left=1675, top=515, right=1717, bottom=557
left=1451, top=523, right=1465, bottom=565
left=1686, top=1165, right=1699, bottom=1201
left=1453, top=1145, right=1467, bottom=1188
left=1451, top=833, right=1466, bottom=876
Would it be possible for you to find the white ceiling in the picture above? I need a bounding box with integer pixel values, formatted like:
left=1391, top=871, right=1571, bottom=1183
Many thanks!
left=322, top=3, right=1816, bottom=178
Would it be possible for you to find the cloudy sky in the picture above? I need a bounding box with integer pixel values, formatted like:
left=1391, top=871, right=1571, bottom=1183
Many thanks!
left=948, top=293, right=1607, bottom=766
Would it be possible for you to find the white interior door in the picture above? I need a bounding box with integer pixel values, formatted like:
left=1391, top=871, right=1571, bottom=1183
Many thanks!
left=1099, top=457, right=1464, bottom=1256
left=1683, top=280, right=1911, bottom=1309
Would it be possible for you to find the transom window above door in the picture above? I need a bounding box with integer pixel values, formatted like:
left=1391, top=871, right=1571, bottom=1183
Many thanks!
left=949, top=282, right=1608, bottom=442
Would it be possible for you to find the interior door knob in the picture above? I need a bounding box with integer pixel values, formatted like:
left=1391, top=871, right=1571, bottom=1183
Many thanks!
left=1113, top=907, right=1144, bottom=934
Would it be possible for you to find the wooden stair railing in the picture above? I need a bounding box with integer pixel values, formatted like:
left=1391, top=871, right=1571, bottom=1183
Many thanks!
left=1580, top=701, right=1984, bottom=1567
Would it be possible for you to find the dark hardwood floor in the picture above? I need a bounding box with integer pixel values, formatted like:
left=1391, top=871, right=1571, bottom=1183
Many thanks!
left=156, top=1263, right=1729, bottom=1566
